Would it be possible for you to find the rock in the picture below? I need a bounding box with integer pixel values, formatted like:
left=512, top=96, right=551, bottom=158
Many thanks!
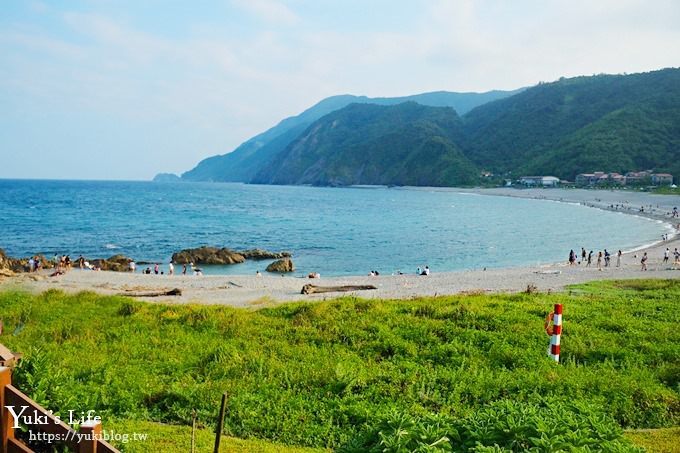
left=266, top=258, right=295, bottom=273
left=239, top=249, right=292, bottom=260
left=0, top=249, right=51, bottom=273
left=171, top=247, right=245, bottom=265
left=91, top=255, right=134, bottom=272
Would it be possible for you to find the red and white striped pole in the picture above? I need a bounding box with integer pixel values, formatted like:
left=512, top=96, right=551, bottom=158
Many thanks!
left=548, top=303, right=563, bottom=362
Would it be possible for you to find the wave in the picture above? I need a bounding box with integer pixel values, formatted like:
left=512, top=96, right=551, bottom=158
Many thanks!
left=104, top=243, right=121, bottom=250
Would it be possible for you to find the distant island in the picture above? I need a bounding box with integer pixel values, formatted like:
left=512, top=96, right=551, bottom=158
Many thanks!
left=174, top=68, right=680, bottom=187
left=152, top=173, right=182, bottom=182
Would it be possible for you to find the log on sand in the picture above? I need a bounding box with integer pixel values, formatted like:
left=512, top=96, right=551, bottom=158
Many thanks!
left=120, top=288, right=183, bottom=297
left=301, top=284, right=377, bottom=295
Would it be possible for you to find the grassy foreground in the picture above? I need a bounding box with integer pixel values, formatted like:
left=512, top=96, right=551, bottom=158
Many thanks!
left=0, top=279, right=679, bottom=451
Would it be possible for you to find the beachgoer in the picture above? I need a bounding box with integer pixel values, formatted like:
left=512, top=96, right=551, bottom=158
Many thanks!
left=422, top=266, right=430, bottom=276
left=417, top=267, right=421, bottom=275
left=597, top=251, right=602, bottom=270
left=663, top=248, right=670, bottom=264
left=569, top=250, right=576, bottom=266
left=182, top=264, right=187, bottom=275
left=256, top=270, right=262, bottom=277
left=604, top=249, right=610, bottom=267
left=78, top=255, right=85, bottom=269
left=168, top=262, right=174, bottom=275
left=581, top=248, right=586, bottom=264
left=616, top=250, right=622, bottom=267
left=587, top=251, right=593, bottom=267
left=28, top=257, right=35, bottom=272
left=154, top=263, right=159, bottom=275
left=641, top=252, right=648, bottom=271
left=129, top=260, right=136, bottom=272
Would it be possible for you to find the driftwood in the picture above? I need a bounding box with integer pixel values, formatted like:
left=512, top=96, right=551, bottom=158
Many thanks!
left=301, top=284, right=377, bottom=295
left=120, top=288, right=183, bottom=297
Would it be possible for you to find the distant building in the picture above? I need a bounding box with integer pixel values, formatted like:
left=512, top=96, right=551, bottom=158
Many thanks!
left=624, top=170, right=652, bottom=185
left=519, top=176, right=559, bottom=187
left=651, top=173, right=674, bottom=186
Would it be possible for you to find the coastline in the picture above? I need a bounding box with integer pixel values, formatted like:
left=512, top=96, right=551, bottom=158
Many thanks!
left=2, top=188, right=678, bottom=306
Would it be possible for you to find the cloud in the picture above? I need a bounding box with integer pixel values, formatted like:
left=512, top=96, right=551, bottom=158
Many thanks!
left=230, top=0, right=299, bottom=25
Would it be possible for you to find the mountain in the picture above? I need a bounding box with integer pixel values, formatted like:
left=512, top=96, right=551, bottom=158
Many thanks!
left=180, top=89, right=522, bottom=182
left=180, top=68, right=680, bottom=187
left=252, top=102, right=478, bottom=186
left=463, top=68, right=680, bottom=180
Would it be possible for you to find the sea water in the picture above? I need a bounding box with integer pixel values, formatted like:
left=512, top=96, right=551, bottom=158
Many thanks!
left=0, top=180, right=670, bottom=276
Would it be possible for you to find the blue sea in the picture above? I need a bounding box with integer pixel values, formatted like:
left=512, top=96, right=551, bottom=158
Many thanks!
left=0, top=180, right=669, bottom=276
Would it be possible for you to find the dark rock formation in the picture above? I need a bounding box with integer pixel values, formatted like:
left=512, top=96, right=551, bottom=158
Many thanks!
left=91, top=255, right=134, bottom=272
left=266, top=258, right=295, bottom=273
left=171, top=247, right=246, bottom=265
left=239, top=249, right=291, bottom=260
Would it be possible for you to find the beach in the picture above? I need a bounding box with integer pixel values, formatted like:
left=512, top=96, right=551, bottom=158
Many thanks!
left=2, top=188, right=679, bottom=306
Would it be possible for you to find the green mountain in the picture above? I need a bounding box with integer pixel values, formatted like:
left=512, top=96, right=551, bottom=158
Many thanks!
left=252, top=102, right=478, bottom=186
left=180, top=68, right=680, bottom=187
left=464, top=68, right=680, bottom=180
left=180, top=90, right=522, bottom=182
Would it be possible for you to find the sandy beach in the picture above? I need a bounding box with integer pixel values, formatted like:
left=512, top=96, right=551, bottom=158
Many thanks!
left=2, top=189, right=679, bottom=306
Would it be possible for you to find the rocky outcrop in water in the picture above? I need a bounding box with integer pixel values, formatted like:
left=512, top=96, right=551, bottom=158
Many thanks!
left=171, top=247, right=246, bottom=265
left=266, top=258, right=295, bottom=273
left=239, top=249, right=291, bottom=260
left=171, top=246, right=292, bottom=265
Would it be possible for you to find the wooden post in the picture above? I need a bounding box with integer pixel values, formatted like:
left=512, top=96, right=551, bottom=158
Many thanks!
left=78, top=420, right=102, bottom=453
left=0, top=367, right=15, bottom=453
left=191, top=409, right=196, bottom=453
left=213, top=393, right=227, bottom=453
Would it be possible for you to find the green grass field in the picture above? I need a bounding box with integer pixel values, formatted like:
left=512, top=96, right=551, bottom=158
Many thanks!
left=1, top=279, right=679, bottom=451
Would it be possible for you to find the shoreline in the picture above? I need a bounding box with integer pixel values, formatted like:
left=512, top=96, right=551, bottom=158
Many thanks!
left=2, top=188, right=679, bottom=306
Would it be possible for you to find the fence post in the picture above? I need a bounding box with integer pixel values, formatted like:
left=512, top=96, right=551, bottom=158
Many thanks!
left=549, top=304, right=563, bottom=362
left=0, top=367, right=15, bottom=453
left=78, top=420, right=102, bottom=453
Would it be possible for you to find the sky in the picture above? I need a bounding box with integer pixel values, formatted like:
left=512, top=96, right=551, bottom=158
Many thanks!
left=1, top=0, right=679, bottom=180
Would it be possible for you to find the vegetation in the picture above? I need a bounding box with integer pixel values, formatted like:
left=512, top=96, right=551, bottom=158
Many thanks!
left=0, top=279, right=679, bottom=451
left=181, top=90, right=520, bottom=183
left=182, top=68, right=680, bottom=187
left=252, top=102, right=479, bottom=186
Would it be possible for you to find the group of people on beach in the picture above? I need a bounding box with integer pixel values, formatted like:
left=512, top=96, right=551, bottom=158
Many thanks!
left=129, top=260, right=202, bottom=276
left=569, top=245, right=679, bottom=271
left=569, top=248, right=624, bottom=269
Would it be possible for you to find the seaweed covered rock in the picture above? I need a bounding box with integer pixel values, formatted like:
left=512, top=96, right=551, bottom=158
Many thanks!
left=266, top=258, right=295, bottom=273
left=239, top=249, right=292, bottom=260
left=171, top=247, right=245, bottom=265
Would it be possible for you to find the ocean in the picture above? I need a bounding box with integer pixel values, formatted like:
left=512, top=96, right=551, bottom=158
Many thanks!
left=0, top=179, right=670, bottom=276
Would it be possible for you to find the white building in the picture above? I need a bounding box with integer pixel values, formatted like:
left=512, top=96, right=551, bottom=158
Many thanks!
left=519, top=176, right=560, bottom=187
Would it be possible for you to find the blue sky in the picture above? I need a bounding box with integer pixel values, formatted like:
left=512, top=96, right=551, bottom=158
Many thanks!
left=2, top=0, right=679, bottom=180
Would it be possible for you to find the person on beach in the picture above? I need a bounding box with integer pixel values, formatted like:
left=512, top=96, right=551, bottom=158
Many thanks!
left=417, top=266, right=421, bottom=275
left=168, top=261, right=174, bottom=275
left=256, top=270, right=262, bottom=277
left=616, top=250, right=622, bottom=267
left=28, top=257, right=35, bottom=272
left=129, top=260, right=136, bottom=272
left=581, top=248, right=586, bottom=264
left=182, top=264, right=187, bottom=275
left=421, top=266, right=430, bottom=276
left=663, top=248, right=670, bottom=264
left=641, top=252, right=648, bottom=271
left=587, top=250, right=593, bottom=267
left=674, top=248, right=680, bottom=265
left=597, top=251, right=602, bottom=270
left=154, top=263, right=159, bottom=275
left=604, top=249, right=610, bottom=267
left=568, top=250, right=576, bottom=266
